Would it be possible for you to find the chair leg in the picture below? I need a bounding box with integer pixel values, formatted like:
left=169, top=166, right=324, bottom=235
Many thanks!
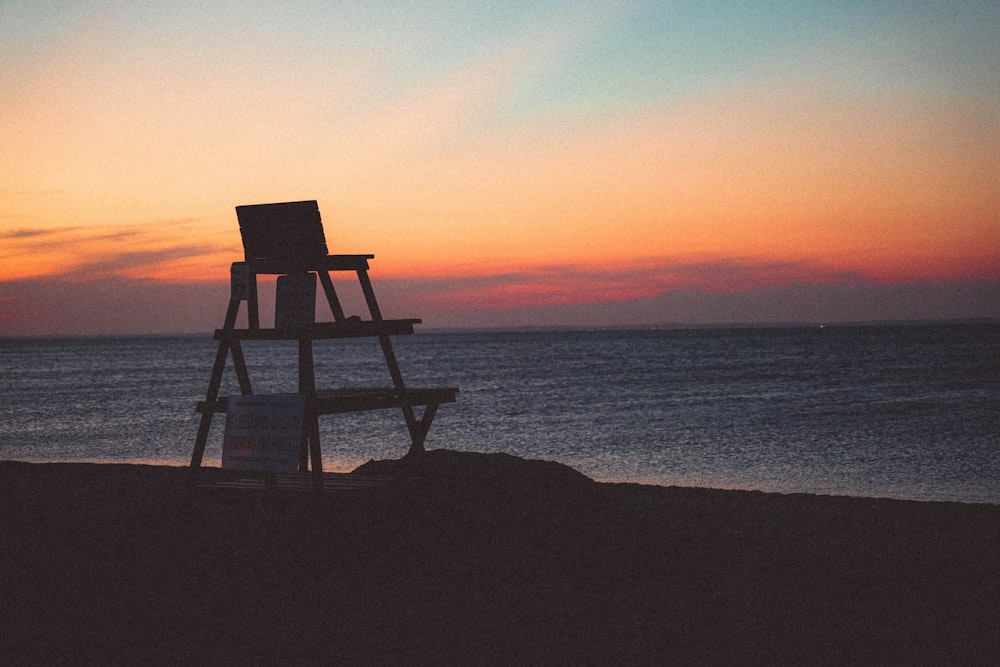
left=406, top=403, right=439, bottom=456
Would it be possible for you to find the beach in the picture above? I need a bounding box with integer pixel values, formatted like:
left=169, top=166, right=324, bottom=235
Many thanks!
left=2, top=450, right=998, bottom=664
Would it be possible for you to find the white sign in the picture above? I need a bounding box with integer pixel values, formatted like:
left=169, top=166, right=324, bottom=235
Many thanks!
left=222, top=394, right=305, bottom=472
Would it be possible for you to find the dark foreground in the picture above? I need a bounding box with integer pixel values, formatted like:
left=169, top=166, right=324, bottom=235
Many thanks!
left=2, top=451, right=997, bottom=665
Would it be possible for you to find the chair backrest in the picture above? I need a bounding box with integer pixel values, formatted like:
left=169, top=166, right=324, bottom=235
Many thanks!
left=236, top=200, right=329, bottom=272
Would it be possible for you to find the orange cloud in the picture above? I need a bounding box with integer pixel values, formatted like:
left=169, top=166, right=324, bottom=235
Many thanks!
left=0, top=218, right=238, bottom=283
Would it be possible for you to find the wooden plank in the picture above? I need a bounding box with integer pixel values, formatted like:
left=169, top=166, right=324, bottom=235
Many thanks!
left=190, top=335, right=235, bottom=469
left=317, top=270, right=346, bottom=322
left=196, top=387, right=457, bottom=415
left=249, top=254, right=374, bottom=275
left=214, top=319, right=420, bottom=341
left=298, top=338, right=323, bottom=475
left=314, top=388, right=457, bottom=414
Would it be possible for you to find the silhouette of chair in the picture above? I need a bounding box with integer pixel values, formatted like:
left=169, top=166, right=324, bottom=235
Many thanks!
left=190, top=200, right=457, bottom=483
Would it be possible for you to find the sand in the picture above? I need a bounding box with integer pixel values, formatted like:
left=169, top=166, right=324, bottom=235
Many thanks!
left=2, top=450, right=997, bottom=664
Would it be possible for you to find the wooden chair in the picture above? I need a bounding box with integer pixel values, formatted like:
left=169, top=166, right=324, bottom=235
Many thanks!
left=190, top=200, right=457, bottom=483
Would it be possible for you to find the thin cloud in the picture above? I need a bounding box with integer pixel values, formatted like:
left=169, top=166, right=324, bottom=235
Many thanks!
left=0, top=226, right=139, bottom=257
left=338, top=3, right=622, bottom=183
left=0, top=227, right=77, bottom=239
left=379, top=257, right=871, bottom=312
left=65, top=245, right=222, bottom=278
left=0, top=218, right=225, bottom=282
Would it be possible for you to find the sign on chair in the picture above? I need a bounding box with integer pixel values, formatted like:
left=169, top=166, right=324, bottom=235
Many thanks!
left=222, top=394, right=306, bottom=472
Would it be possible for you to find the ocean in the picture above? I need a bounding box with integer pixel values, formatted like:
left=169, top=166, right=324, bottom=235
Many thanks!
left=2, top=323, right=998, bottom=504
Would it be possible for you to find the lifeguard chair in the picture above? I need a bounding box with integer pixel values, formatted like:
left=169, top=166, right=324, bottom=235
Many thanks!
left=189, top=200, right=457, bottom=483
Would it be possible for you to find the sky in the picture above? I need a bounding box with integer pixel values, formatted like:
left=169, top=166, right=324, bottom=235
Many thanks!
left=2, top=1, right=999, bottom=335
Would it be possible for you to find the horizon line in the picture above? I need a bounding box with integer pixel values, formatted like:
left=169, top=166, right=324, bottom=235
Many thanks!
left=3, top=316, right=997, bottom=341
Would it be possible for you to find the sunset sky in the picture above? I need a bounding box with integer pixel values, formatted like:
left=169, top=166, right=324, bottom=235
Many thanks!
left=2, top=1, right=998, bottom=335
